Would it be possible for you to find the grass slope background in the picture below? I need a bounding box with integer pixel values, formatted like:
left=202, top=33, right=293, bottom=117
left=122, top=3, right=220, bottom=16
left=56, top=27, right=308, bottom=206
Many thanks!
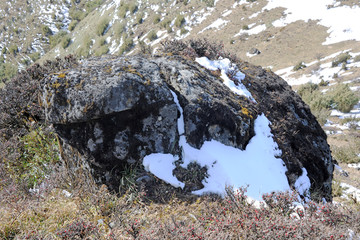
left=1, top=0, right=360, bottom=238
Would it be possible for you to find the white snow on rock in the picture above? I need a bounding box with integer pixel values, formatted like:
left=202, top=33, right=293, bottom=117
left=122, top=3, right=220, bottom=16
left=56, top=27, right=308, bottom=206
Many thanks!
left=143, top=153, right=185, bottom=189
left=195, top=57, right=254, bottom=101
left=294, top=168, right=311, bottom=196
left=264, top=0, right=360, bottom=45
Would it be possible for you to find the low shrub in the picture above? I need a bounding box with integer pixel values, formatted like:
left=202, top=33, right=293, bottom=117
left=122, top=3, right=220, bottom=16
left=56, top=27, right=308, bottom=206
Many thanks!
left=354, top=55, right=360, bottom=62
left=180, top=27, right=188, bottom=35
left=98, top=37, right=107, bottom=46
left=49, top=30, right=68, bottom=48
left=332, top=52, right=351, bottom=67
left=242, top=24, right=249, bottom=30
left=297, top=83, right=331, bottom=125
left=202, top=0, right=215, bottom=7
left=129, top=3, right=138, bottom=13
left=175, top=15, right=185, bottom=28
left=69, top=8, right=86, bottom=21
left=118, top=3, right=129, bottom=18
left=96, top=19, right=109, bottom=36
left=298, top=83, right=358, bottom=124
left=29, top=52, right=41, bottom=62
left=327, top=84, right=358, bottom=113
left=160, top=18, right=171, bottom=29
left=0, top=62, right=18, bottom=82
left=153, top=15, right=161, bottom=24
left=148, top=30, right=157, bottom=41
left=332, top=145, right=360, bottom=163
left=68, top=20, right=78, bottom=31
left=85, top=0, right=104, bottom=12
left=8, top=44, right=19, bottom=55
left=119, top=38, right=134, bottom=55
left=136, top=13, right=144, bottom=24
left=41, top=25, right=52, bottom=36
left=62, top=36, right=71, bottom=49
left=293, top=61, right=306, bottom=71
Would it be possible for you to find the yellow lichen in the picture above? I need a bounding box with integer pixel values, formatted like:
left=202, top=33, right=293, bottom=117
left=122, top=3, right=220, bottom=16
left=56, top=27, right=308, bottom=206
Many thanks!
left=58, top=73, right=66, bottom=78
left=51, top=81, right=61, bottom=89
left=122, top=65, right=143, bottom=78
left=241, top=107, right=253, bottom=118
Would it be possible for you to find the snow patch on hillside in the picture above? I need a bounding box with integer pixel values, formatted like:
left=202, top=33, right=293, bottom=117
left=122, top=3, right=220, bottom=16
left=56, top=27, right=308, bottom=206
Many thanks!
left=199, top=18, right=229, bottom=33
left=235, top=24, right=266, bottom=37
left=264, top=0, right=360, bottom=45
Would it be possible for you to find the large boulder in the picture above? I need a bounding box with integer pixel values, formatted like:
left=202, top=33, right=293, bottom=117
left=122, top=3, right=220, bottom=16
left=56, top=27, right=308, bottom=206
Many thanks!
left=42, top=52, right=334, bottom=200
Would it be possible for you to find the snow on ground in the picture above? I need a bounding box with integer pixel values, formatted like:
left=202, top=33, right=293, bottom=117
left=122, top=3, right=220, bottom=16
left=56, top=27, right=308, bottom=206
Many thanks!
left=275, top=49, right=360, bottom=86
left=222, top=9, right=232, bottom=17
left=348, top=162, right=360, bottom=170
left=263, top=0, right=360, bottom=45
left=188, top=8, right=214, bottom=26
left=234, top=24, right=266, bottom=37
left=330, top=101, right=360, bottom=119
left=143, top=57, right=312, bottom=201
left=199, top=18, right=229, bottom=33
left=38, top=2, right=70, bottom=34
left=340, top=183, right=360, bottom=202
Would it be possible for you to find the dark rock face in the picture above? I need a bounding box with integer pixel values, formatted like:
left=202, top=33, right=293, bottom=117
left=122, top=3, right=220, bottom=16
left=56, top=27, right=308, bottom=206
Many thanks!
left=42, top=54, right=333, bottom=200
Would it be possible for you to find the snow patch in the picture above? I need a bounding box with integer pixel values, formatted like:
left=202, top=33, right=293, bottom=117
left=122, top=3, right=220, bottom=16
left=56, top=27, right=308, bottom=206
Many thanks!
left=264, top=0, right=360, bottom=45
left=195, top=57, right=254, bottom=101
left=199, top=18, right=229, bottom=33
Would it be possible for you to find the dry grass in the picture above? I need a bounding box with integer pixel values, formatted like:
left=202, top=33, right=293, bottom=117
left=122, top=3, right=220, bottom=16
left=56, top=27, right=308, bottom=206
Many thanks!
left=1, top=167, right=360, bottom=240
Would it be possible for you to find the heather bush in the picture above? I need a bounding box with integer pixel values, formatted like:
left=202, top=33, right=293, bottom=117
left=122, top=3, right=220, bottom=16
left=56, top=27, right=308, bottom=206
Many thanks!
left=56, top=219, right=99, bottom=239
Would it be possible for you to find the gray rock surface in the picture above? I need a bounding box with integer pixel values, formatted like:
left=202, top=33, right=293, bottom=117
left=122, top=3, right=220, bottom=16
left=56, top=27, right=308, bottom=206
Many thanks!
left=42, top=54, right=334, bottom=200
